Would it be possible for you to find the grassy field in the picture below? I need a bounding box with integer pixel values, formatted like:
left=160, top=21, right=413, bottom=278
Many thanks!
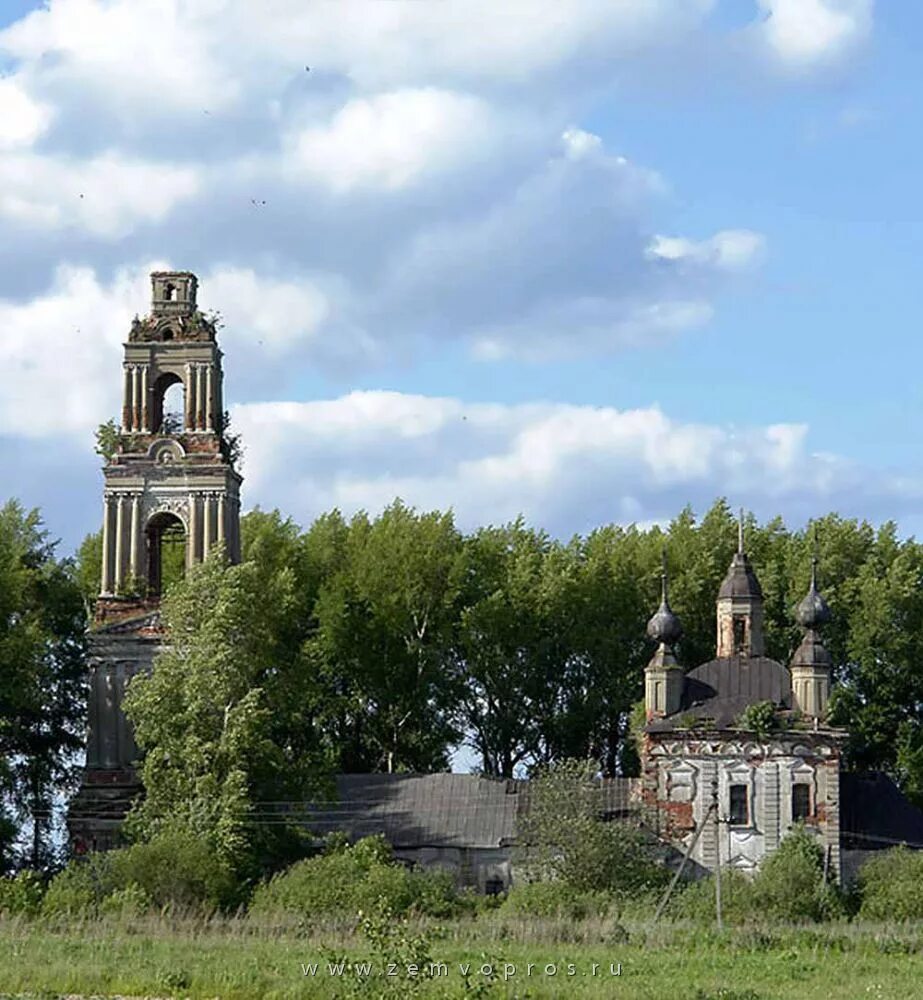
left=1, top=915, right=922, bottom=999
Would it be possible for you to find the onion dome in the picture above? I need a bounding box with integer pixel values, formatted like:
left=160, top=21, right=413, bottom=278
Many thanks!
left=647, top=550, right=683, bottom=646
left=795, top=556, right=832, bottom=628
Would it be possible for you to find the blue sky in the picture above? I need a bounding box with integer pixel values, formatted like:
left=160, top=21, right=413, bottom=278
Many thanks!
left=1, top=0, right=920, bottom=555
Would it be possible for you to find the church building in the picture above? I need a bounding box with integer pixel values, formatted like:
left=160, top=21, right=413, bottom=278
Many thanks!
left=640, top=525, right=847, bottom=878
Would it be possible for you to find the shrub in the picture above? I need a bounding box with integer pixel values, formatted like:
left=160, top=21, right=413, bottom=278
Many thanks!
left=0, top=870, right=45, bottom=916
left=99, top=882, right=153, bottom=919
left=857, top=846, right=923, bottom=921
left=751, top=826, right=844, bottom=922
left=669, top=869, right=757, bottom=924
left=42, top=854, right=120, bottom=917
left=114, top=829, right=237, bottom=911
left=249, top=835, right=463, bottom=921
left=500, top=880, right=611, bottom=920
left=517, top=759, right=669, bottom=899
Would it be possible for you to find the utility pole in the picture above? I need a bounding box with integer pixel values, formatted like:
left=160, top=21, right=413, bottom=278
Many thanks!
left=712, top=778, right=723, bottom=931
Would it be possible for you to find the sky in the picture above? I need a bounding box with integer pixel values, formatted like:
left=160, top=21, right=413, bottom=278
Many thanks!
left=1, top=0, right=920, bottom=556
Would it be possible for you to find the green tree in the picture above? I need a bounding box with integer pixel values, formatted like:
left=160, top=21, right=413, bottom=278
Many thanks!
left=455, top=520, right=558, bottom=777
left=123, top=539, right=333, bottom=876
left=0, top=501, right=86, bottom=871
left=309, top=501, right=466, bottom=773
left=516, top=758, right=666, bottom=898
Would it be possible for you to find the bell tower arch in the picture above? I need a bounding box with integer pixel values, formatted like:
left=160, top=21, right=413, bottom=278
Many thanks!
left=101, top=271, right=241, bottom=598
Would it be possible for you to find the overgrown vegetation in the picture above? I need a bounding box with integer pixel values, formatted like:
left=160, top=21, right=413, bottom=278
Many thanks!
left=669, top=827, right=846, bottom=924
left=249, top=835, right=465, bottom=923
left=516, top=759, right=668, bottom=901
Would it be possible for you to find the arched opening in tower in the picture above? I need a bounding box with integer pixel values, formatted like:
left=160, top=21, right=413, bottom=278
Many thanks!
left=146, top=511, right=186, bottom=597
left=151, top=372, right=185, bottom=435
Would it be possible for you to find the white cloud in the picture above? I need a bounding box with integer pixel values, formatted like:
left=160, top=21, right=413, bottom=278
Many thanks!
left=0, top=262, right=336, bottom=438
left=646, top=230, right=766, bottom=271
left=0, top=0, right=236, bottom=116
left=755, top=0, right=873, bottom=70
left=0, top=265, right=140, bottom=438
left=287, top=88, right=498, bottom=193
left=0, top=75, right=53, bottom=148
left=203, top=268, right=330, bottom=358
left=230, top=390, right=895, bottom=537
left=0, top=152, right=200, bottom=237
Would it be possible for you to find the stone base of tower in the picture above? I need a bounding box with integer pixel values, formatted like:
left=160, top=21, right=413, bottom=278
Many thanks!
left=66, top=605, right=165, bottom=854
left=67, top=768, right=142, bottom=854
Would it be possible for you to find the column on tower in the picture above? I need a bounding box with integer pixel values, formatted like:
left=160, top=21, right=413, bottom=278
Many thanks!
left=114, top=495, right=126, bottom=592
left=217, top=494, right=226, bottom=549
left=206, top=364, right=215, bottom=432
left=196, top=365, right=206, bottom=431
left=100, top=494, right=114, bottom=595
left=131, top=367, right=141, bottom=432
left=140, top=366, right=150, bottom=432
left=203, top=492, right=213, bottom=559
left=122, top=366, right=132, bottom=430
left=187, top=492, right=199, bottom=569
left=184, top=363, right=195, bottom=431
left=128, top=494, right=141, bottom=586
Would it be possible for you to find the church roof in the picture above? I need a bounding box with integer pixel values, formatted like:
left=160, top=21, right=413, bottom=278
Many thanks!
left=648, top=655, right=792, bottom=729
left=841, top=772, right=923, bottom=848
left=290, top=773, right=636, bottom=850
left=717, top=551, right=764, bottom=600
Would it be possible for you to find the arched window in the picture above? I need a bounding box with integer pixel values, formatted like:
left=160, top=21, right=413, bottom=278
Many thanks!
left=792, top=784, right=811, bottom=821
left=151, top=372, right=185, bottom=434
left=146, top=511, right=186, bottom=596
left=164, top=282, right=176, bottom=301
left=732, top=616, right=747, bottom=654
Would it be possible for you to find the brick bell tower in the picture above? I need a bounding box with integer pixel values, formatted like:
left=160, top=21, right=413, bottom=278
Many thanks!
left=68, top=271, right=242, bottom=852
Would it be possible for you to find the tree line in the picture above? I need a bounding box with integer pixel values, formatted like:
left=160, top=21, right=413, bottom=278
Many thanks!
left=2, top=495, right=923, bottom=870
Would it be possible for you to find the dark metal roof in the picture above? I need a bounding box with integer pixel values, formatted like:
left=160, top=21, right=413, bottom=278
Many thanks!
left=302, top=774, right=519, bottom=849
left=841, top=772, right=923, bottom=849
left=293, top=774, right=637, bottom=849
left=718, top=552, right=764, bottom=600
left=662, top=655, right=793, bottom=727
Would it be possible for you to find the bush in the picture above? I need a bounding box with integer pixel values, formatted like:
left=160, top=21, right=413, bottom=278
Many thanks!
left=42, top=854, right=120, bottom=917
left=114, top=829, right=237, bottom=911
left=249, top=835, right=463, bottom=921
left=99, top=882, right=153, bottom=919
left=43, top=830, right=238, bottom=919
left=857, top=846, right=923, bottom=921
left=500, top=880, right=611, bottom=920
left=517, top=759, right=668, bottom=900
left=669, top=828, right=845, bottom=925
left=669, top=869, right=757, bottom=924
left=0, top=870, right=45, bottom=916
left=751, top=826, right=844, bottom=922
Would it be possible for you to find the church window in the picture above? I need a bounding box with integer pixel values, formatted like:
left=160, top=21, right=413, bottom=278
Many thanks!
left=792, top=783, right=811, bottom=821
left=164, top=282, right=176, bottom=301
left=728, top=783, right=749, bottom=826
left=733, top=616, right=747, bottom=654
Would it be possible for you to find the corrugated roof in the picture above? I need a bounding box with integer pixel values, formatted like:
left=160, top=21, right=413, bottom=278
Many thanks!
left=294, top=774, right=636, bottom=849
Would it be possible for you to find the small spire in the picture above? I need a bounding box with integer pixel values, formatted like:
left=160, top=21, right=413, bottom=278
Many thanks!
left=738, top=507, right=744, bottom=554
left=648, top=547, right=683, bottom=646
left=796, top=536, right=831, bottom=629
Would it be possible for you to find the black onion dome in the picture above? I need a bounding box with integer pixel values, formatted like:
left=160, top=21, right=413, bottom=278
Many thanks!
left=795, top=559, right=831, bottom=628
left=647, top=555, right=683, bottom=645
left=647, top=600, right=683, bottom=645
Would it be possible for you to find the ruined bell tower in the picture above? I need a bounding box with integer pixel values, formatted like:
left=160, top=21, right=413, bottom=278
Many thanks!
left=68, top=271, right=242, bottom=851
